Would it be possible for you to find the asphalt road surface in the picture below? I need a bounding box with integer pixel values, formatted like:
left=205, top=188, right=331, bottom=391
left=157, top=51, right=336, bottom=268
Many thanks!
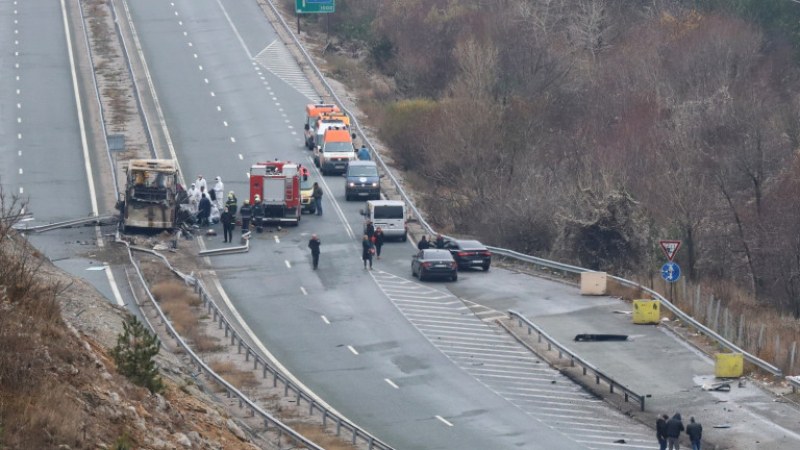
left=0, top=0, right=92, bottom=222
left=123, top=0, right=659, bottom=448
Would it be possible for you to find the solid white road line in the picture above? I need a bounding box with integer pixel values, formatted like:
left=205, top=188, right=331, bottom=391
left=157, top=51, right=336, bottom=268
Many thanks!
left=384, top=378, right=399, bottom=389
left=62, top=0, right=98, bottom=215
left=104, top=264, right=125, bottom=306
left=214, top=0, right=253, bottom=59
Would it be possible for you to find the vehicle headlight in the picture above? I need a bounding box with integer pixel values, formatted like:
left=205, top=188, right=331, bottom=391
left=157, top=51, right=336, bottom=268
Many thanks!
left=371, top=182, right=378, bottom=187
left=348, top=182, right=355, bottom=187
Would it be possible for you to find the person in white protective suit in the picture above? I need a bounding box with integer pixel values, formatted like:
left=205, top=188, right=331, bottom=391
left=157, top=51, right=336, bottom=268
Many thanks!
left=187, top=183, right=199, bottom=214
left=195, top=174, right=208, bottom=194
left=213, top=176, right=225, bottom=209
left=209, top=202, right=221, bottom=224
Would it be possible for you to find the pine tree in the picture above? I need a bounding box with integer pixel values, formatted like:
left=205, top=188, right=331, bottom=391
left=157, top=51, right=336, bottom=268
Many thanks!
left=111, top=315, right=164, bottom=394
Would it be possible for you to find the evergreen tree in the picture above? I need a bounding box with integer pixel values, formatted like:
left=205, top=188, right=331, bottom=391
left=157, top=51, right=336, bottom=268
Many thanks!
left=111, top=315, right=164, bottom=394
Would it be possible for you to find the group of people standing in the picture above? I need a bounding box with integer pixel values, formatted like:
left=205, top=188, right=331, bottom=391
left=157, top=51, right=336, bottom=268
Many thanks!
left=361, top=220, right=385, bottom=270
left=186, top=174, right=229, bottom=226
left=307, top=220, right=387, bottom=271
left=657, top=413, right=702, bottom=450
left=416, top=233, right=446, bottom=250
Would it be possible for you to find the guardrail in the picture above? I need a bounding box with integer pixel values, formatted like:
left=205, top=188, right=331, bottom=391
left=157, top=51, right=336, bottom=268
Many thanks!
left=198, top=237, right=250, bottom=256
left=127, top=245, right=393, bottom=450
left=507, top=310, right=647, bottom=411
left=120, top=240, right=327, bottom=449
left=12, top=215, right=116, bottom=233
left=788, top=376, right=800, bottom=393
left=262, top=0, right=784, bottom=379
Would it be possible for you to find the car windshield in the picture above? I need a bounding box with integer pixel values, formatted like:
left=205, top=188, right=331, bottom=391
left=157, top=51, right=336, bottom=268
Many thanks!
left=349, top=166, right=378, bottom=177
left=322, top=142, right=353, bottom=153
left=373, top=206, right=403, bottom=219
left=301, top=179, right=313, bottom=190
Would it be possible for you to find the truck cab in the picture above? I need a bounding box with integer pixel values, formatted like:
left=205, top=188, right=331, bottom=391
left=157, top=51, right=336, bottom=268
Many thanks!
left=316, top=128, right=356, bottom=175
left=305, top=103, right=339, bottom=150
left=249, top=161, right=301, bottom=225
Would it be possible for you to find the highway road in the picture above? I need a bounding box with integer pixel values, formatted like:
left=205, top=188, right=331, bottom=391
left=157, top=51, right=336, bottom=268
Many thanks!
left=0, top=0, right=92, bottom=222
left=6, top=1, right=796, bottom=449
left=123, top=0, right=658, bottom=448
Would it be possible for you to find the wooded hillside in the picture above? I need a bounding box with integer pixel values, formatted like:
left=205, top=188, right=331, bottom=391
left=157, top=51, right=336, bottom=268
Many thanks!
left=301, top=0, right=800, bottom=317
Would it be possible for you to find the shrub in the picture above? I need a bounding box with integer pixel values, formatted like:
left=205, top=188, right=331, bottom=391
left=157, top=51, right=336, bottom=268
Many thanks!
left=111, top=315, right=164, bottom=394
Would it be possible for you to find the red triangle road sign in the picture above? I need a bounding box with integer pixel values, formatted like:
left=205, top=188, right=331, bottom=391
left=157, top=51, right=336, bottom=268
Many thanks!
left=659, top=240, right=682, bottom=261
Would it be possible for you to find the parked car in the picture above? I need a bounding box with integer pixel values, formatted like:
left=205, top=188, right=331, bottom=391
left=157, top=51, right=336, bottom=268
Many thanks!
left=442, top=239, right=492, bottom=271
left=412, top=249, right=458, bottom=281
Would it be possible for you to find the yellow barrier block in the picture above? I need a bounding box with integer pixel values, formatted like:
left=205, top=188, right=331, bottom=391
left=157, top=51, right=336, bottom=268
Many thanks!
left=715, top=353, right=744, bottom=378
left=580, top=272, right=607, bottom=295
left=632, top=299, right=660, bottom=324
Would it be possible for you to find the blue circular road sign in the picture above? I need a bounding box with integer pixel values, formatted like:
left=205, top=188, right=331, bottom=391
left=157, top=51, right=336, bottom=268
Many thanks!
left=661, top=262, right=681, bottom=282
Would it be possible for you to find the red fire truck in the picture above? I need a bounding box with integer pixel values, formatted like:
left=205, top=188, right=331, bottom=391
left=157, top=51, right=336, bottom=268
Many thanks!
left=249, top=161, right=302, bottom=226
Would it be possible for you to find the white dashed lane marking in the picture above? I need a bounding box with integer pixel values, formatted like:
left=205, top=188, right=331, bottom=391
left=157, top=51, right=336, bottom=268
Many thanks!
left=369, top=270, right=655, bottom=449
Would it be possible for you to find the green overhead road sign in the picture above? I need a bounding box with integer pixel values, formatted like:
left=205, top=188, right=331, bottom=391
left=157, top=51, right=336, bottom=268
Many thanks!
left=296, top=0, right=335, bottom=13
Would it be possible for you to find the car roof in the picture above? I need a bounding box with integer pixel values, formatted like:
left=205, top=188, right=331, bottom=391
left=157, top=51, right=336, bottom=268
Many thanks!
left=323, top=129, right=352, bottom=142
left=348, top=161, right=376, bottom=167
left=367, top=200, right=404, bottom=207
left=422, top=249, right=454, bottom=259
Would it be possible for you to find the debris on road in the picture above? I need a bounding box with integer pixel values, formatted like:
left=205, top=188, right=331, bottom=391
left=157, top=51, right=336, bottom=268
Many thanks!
left=574, top=334, right=628, bottom=342
left=702, top=382, right=731, bottom=392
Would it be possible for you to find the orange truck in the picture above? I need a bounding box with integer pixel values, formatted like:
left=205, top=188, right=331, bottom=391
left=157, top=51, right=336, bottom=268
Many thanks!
left=314, top=128, right=356, bottom=175
left=304, top=103, right=339, bottom=150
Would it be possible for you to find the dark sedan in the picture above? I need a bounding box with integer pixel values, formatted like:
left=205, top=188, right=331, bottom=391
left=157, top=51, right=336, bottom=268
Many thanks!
left=443, top=239, right=492, bottom=271
left=412, top=249, right=458, bottom=281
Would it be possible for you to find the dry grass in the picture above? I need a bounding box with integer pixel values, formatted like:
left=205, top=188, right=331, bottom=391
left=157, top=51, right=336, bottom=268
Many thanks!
left=286, top=423, right=359, bottom=450
left=208, top=360, right=259, bottom=390
left=152, top=280, right=204, bottom=337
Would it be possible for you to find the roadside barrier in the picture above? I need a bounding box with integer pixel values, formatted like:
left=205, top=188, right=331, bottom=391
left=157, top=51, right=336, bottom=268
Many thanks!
left=124, top=242, right=393, bottom=450
left=120, top=239, right=327, bottom=449
left=12, top=215, right=116, bottom=233
left=506, top=311, right=647, bottom=411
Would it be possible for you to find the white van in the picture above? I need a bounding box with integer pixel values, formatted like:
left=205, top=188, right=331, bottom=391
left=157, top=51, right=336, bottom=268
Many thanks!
left=362, top=200, right=407, bottom=241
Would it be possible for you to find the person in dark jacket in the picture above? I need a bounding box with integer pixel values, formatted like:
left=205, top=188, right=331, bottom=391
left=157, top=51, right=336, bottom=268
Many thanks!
left=239, top=199, right=252, bottom=233
left=365, top=220, right=375, bottom=239
left=417, top=235, right=431, bottom=250
left=373, top=227, right=385, bottom=260
left=308, top=234, right=321, bottom=269
left=225, top=191, right=238, bottom=216
left=221, top=206, right=235, bottom=243
left=656, top=414, right=669, bottom=450
left=665, top=413, right=684, bottom=450
left=362, top=234, right=375, bottom=270
left=252, top=195, right=265, bottom=232
left=312, top=182, right=323, bottom=215
left=434, top=233, right=445, bottom=249
left=686, top=417, right=702, bottom=450
left=197, top=194, right=211, bottom=226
